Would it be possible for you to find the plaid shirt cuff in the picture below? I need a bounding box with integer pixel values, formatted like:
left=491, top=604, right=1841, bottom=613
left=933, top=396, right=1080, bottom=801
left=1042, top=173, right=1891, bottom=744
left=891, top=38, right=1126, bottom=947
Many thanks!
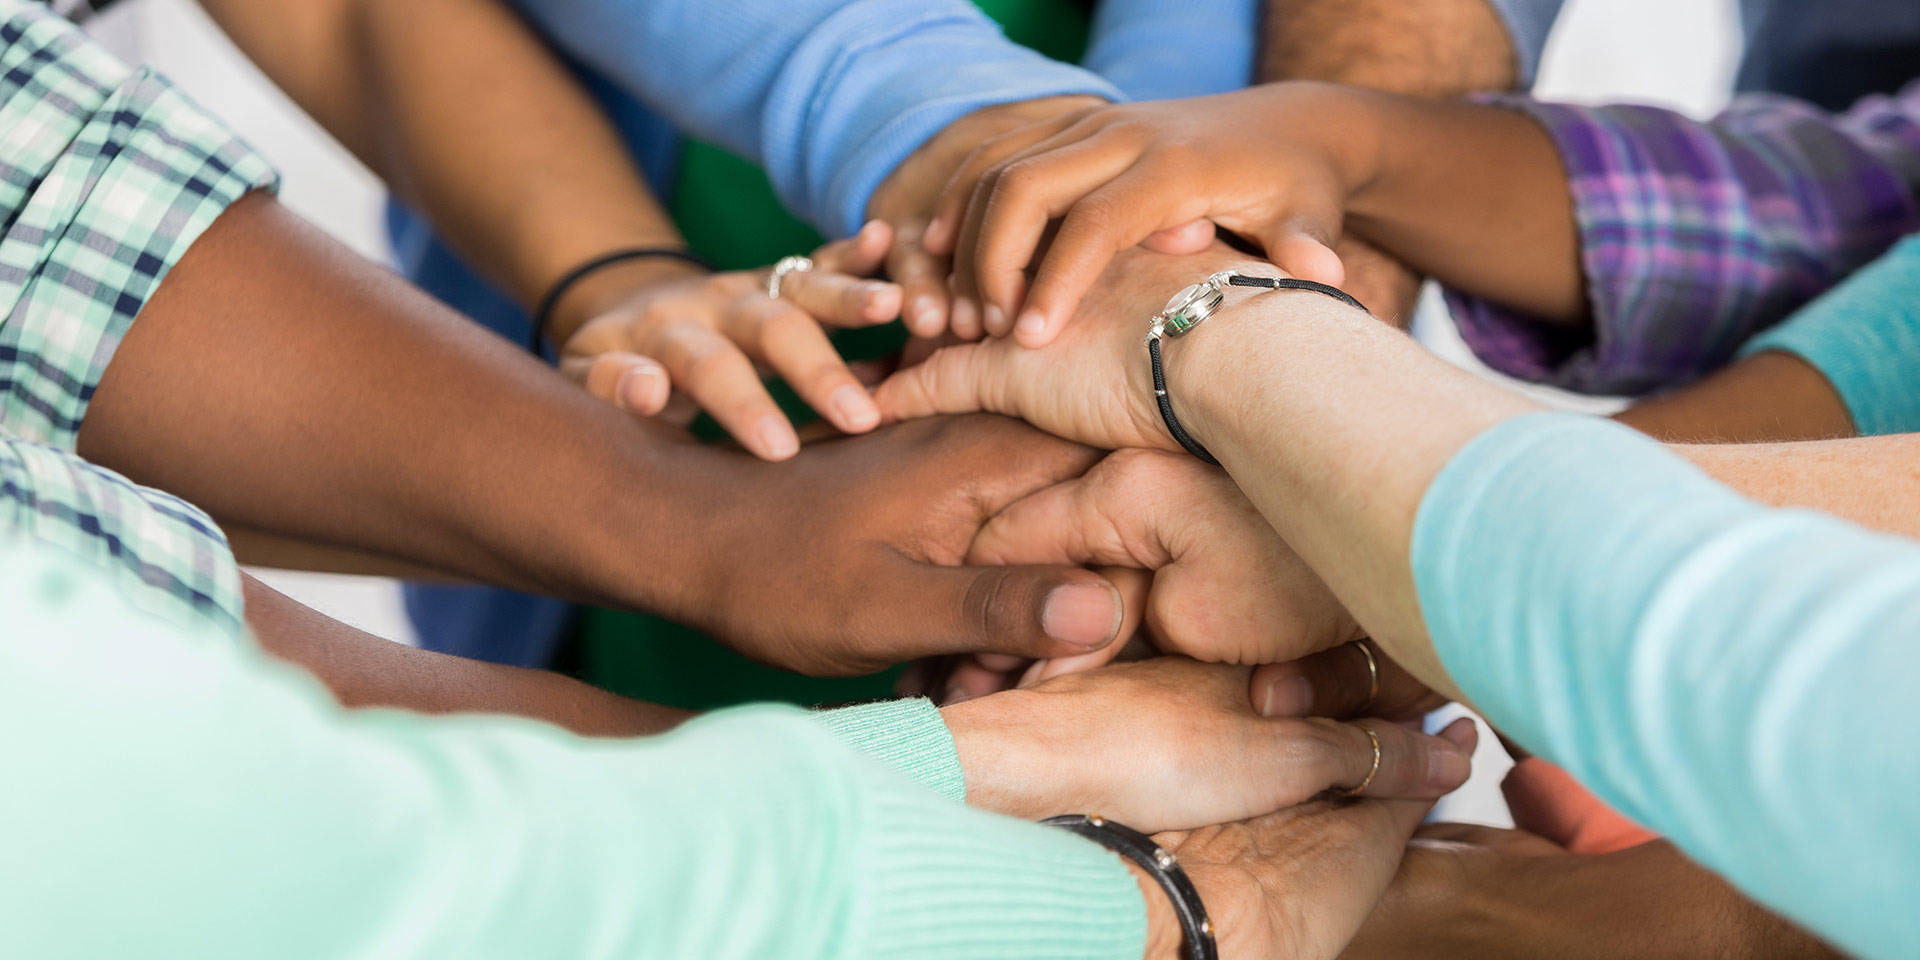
left=1, top=3, right=279, bottom=450
left=0, top=430, right=244, bottom=640
left=1444, top=85, right=1920, bottom=396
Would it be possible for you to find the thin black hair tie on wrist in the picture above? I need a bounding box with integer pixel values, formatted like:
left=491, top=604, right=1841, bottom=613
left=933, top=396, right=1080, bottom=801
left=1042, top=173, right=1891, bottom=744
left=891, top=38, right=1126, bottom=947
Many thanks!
left=527, top=247, right=715, bottom=353
left=1146, top=272, right=1370, bottom=465
left=1042, top=814, right=1219, bottom=960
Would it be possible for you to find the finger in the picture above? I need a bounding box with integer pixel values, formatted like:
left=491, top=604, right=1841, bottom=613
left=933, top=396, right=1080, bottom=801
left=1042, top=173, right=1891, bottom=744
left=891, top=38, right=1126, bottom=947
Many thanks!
left=885, top=224, right=951, bottom=338
left=577, top=352, right=671, bottom=416
left=1251, top=641, right=1445, bottom=721
left=866, top=559, right=1123, bottom=665
left=1141, top=218, right=1217, bottom=254
left=943, top=656, right=1024, bottom=704
left=1269, top=228, right=1347, bottom=288
left=947, top=277, right=984, bottom=341
left=648, top=322, right=799, bottom=460
left=1022, top=565, right=1152, bottom=684
left=968, top=473, right=1121, bottom=567
left=811, top=219, right=894, bottom=277
left=729, top=298, right=881, bottom=434
left=925, top=111, right=1090, bottom=254
left=1281, top=715, right=1475, bottom=801
left=775, top=267, right=902, bottom=327
left=871, top=340, right=1008, bottom=423
left=1015, top=166, right=1194, bottom=347
left=967, top=139, right=1157, bottom=327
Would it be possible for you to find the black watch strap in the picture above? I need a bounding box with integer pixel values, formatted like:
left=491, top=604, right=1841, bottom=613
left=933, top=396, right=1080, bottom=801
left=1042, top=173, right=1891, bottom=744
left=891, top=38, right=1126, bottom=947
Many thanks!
left=1042, top=814, right=1219, bottom=960
left=1150, top=275, right=1370, bottom=465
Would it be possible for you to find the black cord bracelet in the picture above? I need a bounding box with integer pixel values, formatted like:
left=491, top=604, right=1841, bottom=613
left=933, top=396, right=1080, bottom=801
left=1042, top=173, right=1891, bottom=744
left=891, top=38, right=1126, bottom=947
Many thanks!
left=527, top=247, right=715, bottom=353
left=1043, top=814, right=1218, bottom=960
left=1149, top=275, right=1370, bottom=464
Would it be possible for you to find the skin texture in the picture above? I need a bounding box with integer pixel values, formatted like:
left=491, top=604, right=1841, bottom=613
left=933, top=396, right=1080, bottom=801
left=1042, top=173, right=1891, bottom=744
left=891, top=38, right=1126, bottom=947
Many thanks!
left=941, top=657, right=1474, bottom=832
left=923, top=82, right=1581, bottom=346
left=78, top=193, right=1127, bottom=677
left=194, top=0, right=896, bottom=457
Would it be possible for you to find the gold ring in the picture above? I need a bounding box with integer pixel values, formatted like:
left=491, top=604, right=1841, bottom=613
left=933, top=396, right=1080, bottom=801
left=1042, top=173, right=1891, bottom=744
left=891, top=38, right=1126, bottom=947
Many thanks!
left=767, top=255, right=814, bottom=299
left=1352, top=639, right=1380, bottom=712
left=1339, top=721, right=1382, bottom=798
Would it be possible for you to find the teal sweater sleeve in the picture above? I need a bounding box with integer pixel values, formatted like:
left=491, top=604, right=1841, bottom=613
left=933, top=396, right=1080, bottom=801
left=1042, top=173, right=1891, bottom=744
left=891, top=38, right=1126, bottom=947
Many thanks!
left=1739, top=232, right=1920, bottom=436
left=1412, top=413, right=1920, bottom=960
left=0, top=543, right=1145, bottom=960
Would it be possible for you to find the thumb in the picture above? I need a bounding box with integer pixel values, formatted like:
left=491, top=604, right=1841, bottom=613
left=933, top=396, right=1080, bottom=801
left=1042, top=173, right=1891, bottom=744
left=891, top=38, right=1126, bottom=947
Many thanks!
left=1269, top=229, right=1346, bottom=288
left=872, top=339, right=1007, bottom=422
left=878, top=558, right=1124, bottom=664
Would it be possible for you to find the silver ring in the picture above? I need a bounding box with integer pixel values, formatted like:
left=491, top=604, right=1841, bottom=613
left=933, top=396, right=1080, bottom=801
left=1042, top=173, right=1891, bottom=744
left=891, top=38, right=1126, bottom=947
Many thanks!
left=767, top=255, right=814, bottom=300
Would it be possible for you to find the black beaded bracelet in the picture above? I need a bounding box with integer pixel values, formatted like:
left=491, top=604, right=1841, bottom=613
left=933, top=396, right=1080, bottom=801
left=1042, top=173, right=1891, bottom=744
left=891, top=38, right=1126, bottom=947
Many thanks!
left=527, top=247, right=715, bottom=353
left=1146, top=274, right=1370, bottom=465
left=1042, top=814, right=1218, bottom=960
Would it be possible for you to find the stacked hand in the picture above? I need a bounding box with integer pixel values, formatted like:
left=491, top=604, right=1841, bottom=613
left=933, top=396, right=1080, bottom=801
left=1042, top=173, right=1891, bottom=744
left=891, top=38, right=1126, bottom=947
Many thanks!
left=557, top=223, right=903, bottom=460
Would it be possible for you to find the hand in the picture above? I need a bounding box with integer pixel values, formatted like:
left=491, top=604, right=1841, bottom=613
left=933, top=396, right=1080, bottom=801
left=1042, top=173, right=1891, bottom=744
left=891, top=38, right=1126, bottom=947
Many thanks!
left=874, top=243, right=1274, bottom=451
left=968, top=448, right=1364, bottom=681
left=675, top=414, right=1129, bottom=676
left=556, top=223, right=902, bottom=460
left=942, top=657, right=1476, bottom=833
left=925, top=83, right=1375, bottom=347
left=1251, top=640, right=1447, bottom=723
left=869, top=95, right=1109, bottom=339
left=1138, top=796, right=1442, bottom=960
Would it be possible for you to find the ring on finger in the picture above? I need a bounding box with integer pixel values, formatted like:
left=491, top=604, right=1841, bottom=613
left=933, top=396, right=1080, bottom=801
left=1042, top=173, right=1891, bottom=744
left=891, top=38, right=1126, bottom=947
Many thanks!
left=1338, top=721, right=1382, bottom=798
left=1350, top=639, right=1380, bottom=713
left=767, top=255, right=814, bottom=300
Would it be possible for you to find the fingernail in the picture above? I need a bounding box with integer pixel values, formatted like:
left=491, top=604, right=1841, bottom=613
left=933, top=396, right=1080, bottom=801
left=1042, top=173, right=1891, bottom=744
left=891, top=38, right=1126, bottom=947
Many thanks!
left=614, top=364, right=660, bottom=411
left=926, top=216, right=946, bottom=241
left=1014, top=310, right=1047, bottom=340
left=1428, top=738, right=1472, bottom=790
left=829, top=384, right=880, bottom=431
left=1259, top=675, right=1314, bottom=717
left=1041, top=582, right=1121, bottom=650
left=910, top=295, right=941, bottom=334
left=983, top=304, right=1006, bottom=334
left=755, top=416, right=799, bottom=460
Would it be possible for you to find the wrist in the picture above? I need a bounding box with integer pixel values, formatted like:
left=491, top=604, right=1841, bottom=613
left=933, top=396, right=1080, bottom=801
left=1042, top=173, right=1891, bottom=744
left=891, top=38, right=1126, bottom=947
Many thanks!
left=542, top=253, right=711, bottom=348
left=1127, top=857, right=1185, bottom=960
left=940, top=690, right=1068, bottom=821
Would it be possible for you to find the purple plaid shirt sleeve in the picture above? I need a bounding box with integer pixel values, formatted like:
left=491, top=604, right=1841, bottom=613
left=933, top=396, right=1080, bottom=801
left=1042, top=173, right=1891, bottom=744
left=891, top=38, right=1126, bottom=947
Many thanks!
left=1444, top=82, right=1920, bottom=395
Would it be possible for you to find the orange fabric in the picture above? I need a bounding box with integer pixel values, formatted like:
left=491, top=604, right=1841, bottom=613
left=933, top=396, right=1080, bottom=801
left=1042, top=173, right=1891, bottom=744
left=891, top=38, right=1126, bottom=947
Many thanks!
left=1500, top=757, right=1660, bottom=854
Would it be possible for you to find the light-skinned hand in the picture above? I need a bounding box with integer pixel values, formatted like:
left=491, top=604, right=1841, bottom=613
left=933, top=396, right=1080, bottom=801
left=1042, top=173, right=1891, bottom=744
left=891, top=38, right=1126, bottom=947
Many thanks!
left=558, top=222, right=902, bottom=460
left=942, top=656, right=1475, bottom=833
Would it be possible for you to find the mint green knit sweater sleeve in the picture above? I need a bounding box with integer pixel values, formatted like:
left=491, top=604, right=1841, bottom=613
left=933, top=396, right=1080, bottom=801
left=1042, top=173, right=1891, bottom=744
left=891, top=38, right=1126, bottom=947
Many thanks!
left=1412, top=413, right=1920, bottom=960
left=0, top=543, right=1144, bottom=960
left=1739, top=233, right=1920, bottom=436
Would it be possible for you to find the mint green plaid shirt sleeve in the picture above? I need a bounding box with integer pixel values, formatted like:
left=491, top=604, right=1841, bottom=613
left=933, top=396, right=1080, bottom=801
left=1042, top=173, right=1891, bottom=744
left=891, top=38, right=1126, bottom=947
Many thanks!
left=0, top=0, right=268, bottom=636
left=0, top=430, right=244, bottom=638
left=1, top=0, right=278, bottom=450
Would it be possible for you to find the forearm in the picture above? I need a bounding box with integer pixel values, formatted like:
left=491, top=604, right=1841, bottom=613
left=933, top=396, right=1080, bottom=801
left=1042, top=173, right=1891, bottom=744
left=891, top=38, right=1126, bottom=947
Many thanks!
left=196, top=0, right=685, bottom=322
left=1340, top=90, right=1584, bottom=322
left=78, top=193, right=738, bottom=616
left=1259, top=0, right=1517, bottom=94
left=1615, top=352, right=1857, bottom=444
left=244, top=574, right=691, bottom=736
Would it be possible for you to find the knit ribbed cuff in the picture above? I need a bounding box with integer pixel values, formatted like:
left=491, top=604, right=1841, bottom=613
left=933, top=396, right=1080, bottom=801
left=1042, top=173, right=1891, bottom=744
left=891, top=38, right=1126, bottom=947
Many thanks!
left=852, top=770, right=1148, bottom=960
left=1738, top=234, right=1920, bottom=437
left=810, top=698, right=966, bottom=802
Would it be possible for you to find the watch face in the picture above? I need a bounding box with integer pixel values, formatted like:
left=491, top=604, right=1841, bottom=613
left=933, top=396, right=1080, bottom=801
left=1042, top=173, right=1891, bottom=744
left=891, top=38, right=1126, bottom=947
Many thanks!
left=1162, top=282, right=1223, bottom=335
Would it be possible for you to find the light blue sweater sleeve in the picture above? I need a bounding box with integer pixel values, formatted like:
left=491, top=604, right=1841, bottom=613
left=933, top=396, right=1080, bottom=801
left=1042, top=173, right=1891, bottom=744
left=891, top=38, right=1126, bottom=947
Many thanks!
left=1413, top=412, right=1920, bottom=960
left=1738, top=232, right=1920, bottom=436
left=509, top=0, right=1121, bottom=237
left=1083, top=0, right=1256, bottom=100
